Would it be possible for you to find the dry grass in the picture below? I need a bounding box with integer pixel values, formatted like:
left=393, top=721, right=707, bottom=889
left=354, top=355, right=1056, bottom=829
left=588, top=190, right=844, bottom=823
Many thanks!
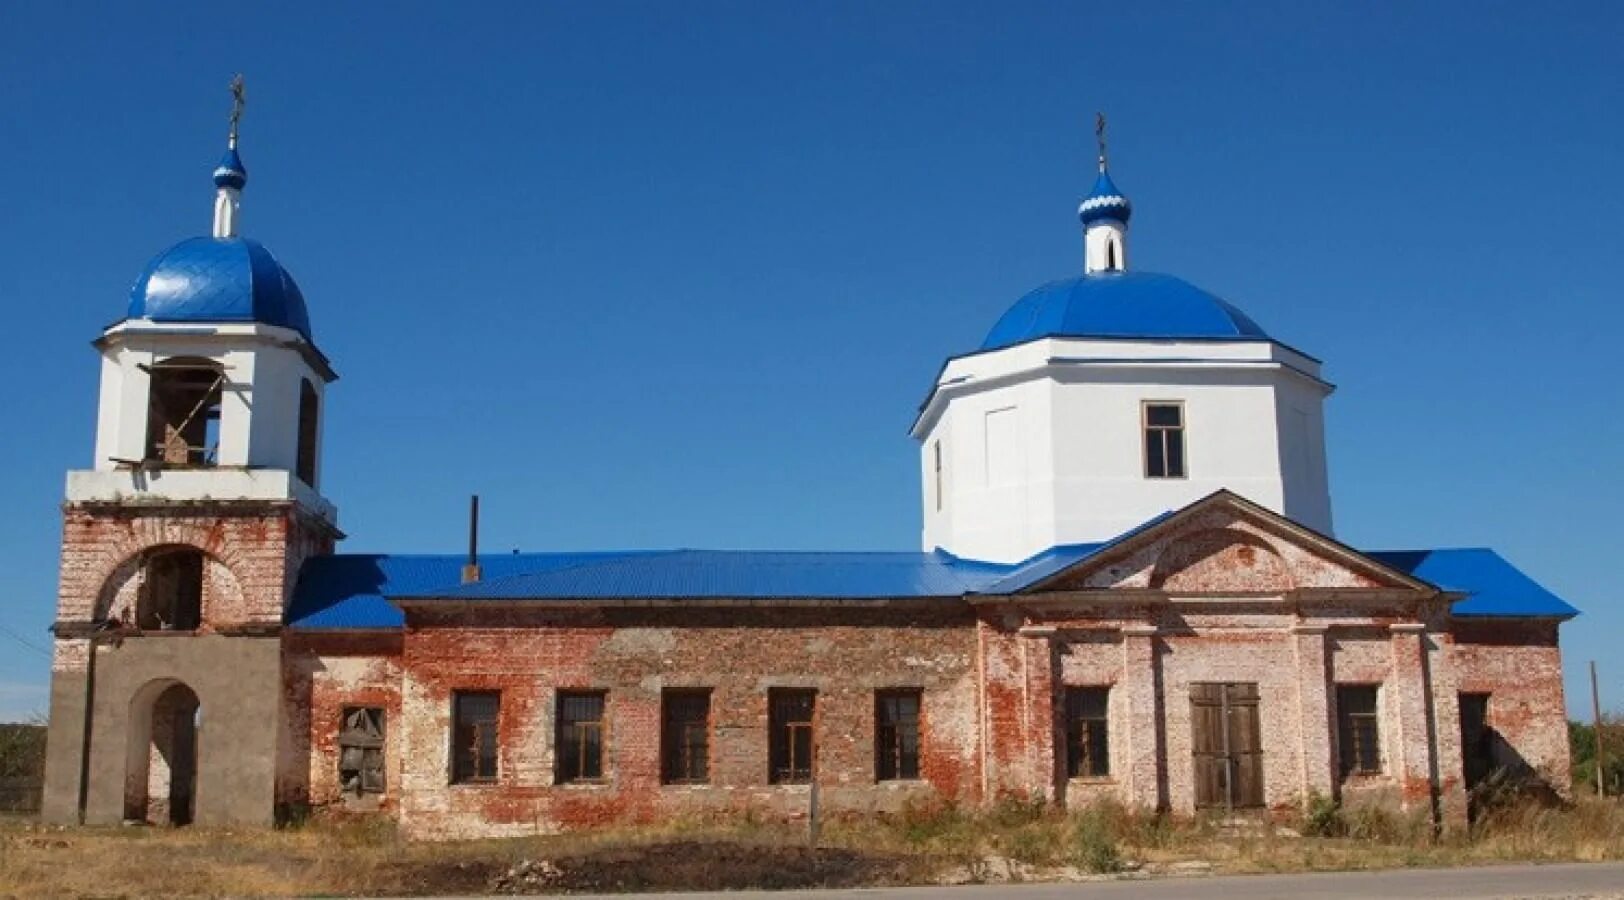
left=1, top=797, right=1621, bottom=898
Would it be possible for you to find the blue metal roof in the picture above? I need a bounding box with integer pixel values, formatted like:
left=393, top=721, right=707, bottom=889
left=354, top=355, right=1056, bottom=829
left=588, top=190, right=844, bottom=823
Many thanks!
left=409, top=549, right=1019, bottom=602
left=287, top=540, right=1576, bottom=629
left=1369, top=548, right=1579, bottom=619
left=287, top=552, right=656, bottom=629
left=979, top=271, right=1270, bottom=352
left=126, top=237, right=313, bottom=341
left=1078, top=168, right=1131, bottom=226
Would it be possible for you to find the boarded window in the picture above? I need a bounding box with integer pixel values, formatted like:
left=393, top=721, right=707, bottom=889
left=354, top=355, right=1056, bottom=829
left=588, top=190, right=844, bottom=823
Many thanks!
left=337, top=707, right=385, bottom=795
left=556, top=691, right=606, bottom=783
left=135, top=547, right=204, bottom=631
left=1143, top=402, right=1186, bottom=478
left=875, top=690, right=921, bottom=781
left=1065, top=687, right=1111, bottom=777
left=144, top=358, right=224, bottom=467
left=662, top=689, right=710, bottom=785
left=1337, top=685, right=1382, bottom=776
left=450, top=691, right=499, bottom=783
left=769, top=689, right=816, bottom=784
left=296, top=380, right=319, bottom=486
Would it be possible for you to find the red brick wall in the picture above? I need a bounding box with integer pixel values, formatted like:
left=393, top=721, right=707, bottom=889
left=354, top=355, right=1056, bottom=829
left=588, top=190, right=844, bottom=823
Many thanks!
left=56, top=503, right=335, bottom=639
left=392, top=606, right=981, bottom=840
left=1451, top=618, right=1571, bottom=795
left=279, top=633, right=404, bottom=810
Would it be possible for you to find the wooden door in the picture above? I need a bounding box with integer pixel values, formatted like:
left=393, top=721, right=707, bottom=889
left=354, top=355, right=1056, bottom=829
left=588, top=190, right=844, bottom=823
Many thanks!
left=1191, top=683, right=1264, bottom=811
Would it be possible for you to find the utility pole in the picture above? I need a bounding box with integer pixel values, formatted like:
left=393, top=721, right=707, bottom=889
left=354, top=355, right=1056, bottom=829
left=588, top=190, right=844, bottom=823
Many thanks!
left=1592, top=661, right=1607, bottom=798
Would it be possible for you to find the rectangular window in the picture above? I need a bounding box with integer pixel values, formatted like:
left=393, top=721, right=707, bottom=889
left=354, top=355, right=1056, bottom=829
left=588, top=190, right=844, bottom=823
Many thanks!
left=1337, top=685, right=1382, bottom=776
left=556, top=691, right=607, bottom=783
left=450, top=691, right=499, bottom=784
left=1143, top=402, right=1186, bottom=478
left=337, top=707, right=386, bottom=795
left=875, top=689, right=922, bottom=781
left=662, top=689, right=711, bottom=784
left=932, top=441, right=943, bottom=511
left=1065, top=687, right=1111, bottom=777
left=769, top=688, right=816, bottom=784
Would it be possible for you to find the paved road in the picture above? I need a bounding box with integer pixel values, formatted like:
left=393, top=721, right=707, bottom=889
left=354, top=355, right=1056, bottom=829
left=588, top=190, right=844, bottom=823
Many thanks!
left=535, top=862, right=1624, bottom=899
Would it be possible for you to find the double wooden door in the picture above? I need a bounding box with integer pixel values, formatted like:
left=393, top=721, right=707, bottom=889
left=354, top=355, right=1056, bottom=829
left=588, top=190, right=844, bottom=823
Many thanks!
left=1191, top=682, right=1264, bottom=811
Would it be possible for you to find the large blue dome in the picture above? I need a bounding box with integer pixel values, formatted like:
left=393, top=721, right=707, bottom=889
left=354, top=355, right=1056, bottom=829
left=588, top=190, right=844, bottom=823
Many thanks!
left=980, top=271, right=1269, bottom=351
left=127, top=237, right=312, bottom=341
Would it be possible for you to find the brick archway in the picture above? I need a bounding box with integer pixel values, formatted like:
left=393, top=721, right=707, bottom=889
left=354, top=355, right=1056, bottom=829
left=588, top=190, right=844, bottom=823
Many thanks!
left=60, top=506, right=279, bottom=627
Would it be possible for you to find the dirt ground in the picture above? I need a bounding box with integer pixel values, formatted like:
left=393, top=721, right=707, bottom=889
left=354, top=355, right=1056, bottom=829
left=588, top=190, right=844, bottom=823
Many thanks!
left=1, top=797, right=1620, bottom=899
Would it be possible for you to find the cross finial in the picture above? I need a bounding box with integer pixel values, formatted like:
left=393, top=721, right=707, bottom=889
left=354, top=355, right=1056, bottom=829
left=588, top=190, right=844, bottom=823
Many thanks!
left=227, top=74, right=246, bottom=148
left=1095, top=111, right=1108, bottom=172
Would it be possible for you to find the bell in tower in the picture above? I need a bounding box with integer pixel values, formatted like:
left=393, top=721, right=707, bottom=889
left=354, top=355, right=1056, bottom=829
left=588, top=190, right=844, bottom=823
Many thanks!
left=41, top=78, right=341, bottom=828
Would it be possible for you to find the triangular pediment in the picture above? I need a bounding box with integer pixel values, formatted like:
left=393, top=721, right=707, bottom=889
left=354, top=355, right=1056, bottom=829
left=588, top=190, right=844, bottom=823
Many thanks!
left=1029, top=491, right=1433, bottom=595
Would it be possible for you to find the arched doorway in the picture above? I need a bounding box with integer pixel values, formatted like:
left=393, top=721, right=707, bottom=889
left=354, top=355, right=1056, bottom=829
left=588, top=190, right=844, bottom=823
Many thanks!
left=125, top=680, right=201, bottom=826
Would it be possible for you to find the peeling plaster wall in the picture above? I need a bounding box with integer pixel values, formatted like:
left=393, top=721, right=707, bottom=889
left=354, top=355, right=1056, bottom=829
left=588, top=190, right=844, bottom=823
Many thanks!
left=392, top=607, right=980, bottom=840
left=280, top=633, right=404, bottom=811
left=1451, top=619, right=1572, bottom=795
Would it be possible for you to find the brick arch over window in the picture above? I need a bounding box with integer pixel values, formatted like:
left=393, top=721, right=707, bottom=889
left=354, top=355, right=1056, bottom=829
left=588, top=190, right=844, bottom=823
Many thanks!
left=95, top=543, right=247, bottom=630
left=1149, top=527, right=1293, bottom=593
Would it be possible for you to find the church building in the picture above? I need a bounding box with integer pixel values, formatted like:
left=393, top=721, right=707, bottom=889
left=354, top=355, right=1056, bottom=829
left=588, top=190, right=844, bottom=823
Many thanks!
left=41, top=96, right=1578, bottom=839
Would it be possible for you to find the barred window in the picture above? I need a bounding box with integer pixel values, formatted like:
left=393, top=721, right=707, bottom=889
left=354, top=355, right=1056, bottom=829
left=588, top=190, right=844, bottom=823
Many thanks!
left=556, top=691, right=607, bottom=783
left=450, top=691, right=499, bottom=784
left=1143, top=402, right=1186, bottom=478
left=875, top=690, right=922, bottom=781
left=1065, top=687, right=1110, bottom=778
left=769, top=689, right=816, bottom=784
left=662, top=689, right=711, bottom=784
left=1337, top=685, right=1381, bottom=776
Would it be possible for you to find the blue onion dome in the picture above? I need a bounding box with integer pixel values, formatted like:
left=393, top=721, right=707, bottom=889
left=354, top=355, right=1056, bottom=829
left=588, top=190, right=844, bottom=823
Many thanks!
left=212, top=146, right=247, bottom=190
left=127, top=237, right=313, bottom=341
left=1077, top=168, right=1131, bottom=226
left=981, top=271, right=1268, bottom=351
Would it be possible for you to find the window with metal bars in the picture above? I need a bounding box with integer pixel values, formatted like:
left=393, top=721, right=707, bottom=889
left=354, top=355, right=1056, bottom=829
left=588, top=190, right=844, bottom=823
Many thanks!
left=769, top=689, right=816, bottom=784
left=1337, top=685, right=1382, bottom=776
left=662, top=689, right=710, bottom=784
left=1065, top=687, right=1111, bottom=778
left=1143, top=402, right=1186, bottom=478
left=450, top=691, right=499, bottom=784
left=556, top=691, right=607, bottom=783
left=875, top=689, right=922, bottom=781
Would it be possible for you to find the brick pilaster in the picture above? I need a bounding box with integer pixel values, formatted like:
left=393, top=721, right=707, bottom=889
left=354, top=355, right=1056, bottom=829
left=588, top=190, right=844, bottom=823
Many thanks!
left=1292, top=624, right=1335, bottom=803
left=1120, top=624, right=1161, bottom=811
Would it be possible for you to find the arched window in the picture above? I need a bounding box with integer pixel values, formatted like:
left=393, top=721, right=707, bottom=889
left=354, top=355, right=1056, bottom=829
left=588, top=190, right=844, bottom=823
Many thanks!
left=296, top=380, right=319, bottom=486
left=145, top=358, right=224, bottom=467
left=1106, top=238, right=1120, bottom=270
left=135, top=547, right=205, bottom=631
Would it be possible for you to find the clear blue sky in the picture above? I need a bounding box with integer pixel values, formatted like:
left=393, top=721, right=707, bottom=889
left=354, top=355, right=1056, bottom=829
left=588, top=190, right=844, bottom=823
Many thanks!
left=0, top=2, right=1619, bottom=722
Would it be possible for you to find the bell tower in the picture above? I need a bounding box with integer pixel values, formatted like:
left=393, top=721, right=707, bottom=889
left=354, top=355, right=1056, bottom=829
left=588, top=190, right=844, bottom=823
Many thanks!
left=42, top=79, right=341, bottom=827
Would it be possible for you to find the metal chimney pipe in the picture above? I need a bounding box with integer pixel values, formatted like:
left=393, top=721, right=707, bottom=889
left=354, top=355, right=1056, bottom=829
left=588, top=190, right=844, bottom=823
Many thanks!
left=461, top=495, right=482, bottom=584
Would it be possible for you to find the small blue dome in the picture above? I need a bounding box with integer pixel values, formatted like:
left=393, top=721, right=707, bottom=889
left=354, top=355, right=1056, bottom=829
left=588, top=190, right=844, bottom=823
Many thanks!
left=1078, top=169, right=1131, bottom=226
left=981, top=271, right=1268, bottom=351
left=212, top=147, right=247, bottom=190
left=127, top=237, right=312, bottom=341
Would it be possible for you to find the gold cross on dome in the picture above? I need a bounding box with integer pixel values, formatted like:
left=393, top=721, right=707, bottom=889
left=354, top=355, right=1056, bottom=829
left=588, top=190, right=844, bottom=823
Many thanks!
left=228, top=74, right=246, bottom=147
left=1095, top=111, right=1108, bottom=171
